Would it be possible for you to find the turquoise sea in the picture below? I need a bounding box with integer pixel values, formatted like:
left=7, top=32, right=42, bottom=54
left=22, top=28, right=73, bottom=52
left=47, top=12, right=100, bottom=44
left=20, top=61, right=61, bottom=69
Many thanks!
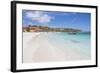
left=45, top=32, right=91, bottom=60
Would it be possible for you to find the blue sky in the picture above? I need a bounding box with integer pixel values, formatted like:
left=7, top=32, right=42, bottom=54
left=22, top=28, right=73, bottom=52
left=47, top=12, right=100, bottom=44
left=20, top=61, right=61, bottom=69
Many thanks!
left=22, top=10, right=91, bottom=32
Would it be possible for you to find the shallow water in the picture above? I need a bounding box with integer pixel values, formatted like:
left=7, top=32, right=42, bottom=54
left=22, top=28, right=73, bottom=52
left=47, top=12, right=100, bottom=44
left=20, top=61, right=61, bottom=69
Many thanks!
left=44, top=32, right=91, bottom=60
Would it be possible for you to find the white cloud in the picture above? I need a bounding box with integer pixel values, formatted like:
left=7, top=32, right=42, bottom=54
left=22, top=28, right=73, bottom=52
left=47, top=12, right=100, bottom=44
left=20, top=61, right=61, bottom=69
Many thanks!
left=25, top=11, right=54, bottom=23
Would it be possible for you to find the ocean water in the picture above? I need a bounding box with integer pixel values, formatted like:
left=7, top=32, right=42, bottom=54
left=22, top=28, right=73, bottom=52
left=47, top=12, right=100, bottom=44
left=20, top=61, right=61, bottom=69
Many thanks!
left=45, top=32, right=91, bottom=60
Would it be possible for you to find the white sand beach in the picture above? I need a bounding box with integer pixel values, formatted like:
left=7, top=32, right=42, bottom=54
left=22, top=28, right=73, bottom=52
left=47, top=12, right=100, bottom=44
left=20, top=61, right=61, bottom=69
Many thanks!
left=23, top=32, right=90, bottom=63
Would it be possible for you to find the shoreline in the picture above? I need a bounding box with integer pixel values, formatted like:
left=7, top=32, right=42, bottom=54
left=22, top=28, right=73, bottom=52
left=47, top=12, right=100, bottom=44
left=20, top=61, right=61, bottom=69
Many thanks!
left=23, top=32, right=91, bottom=63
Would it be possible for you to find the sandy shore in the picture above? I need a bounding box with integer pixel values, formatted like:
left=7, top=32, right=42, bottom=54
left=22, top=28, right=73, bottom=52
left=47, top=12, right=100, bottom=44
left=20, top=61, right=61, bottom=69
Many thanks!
left=23, top=32, right=89, bottom=63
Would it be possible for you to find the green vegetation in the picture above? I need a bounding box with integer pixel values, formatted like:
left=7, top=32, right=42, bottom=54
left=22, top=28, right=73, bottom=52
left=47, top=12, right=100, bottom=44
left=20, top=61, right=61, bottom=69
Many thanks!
left=26, top=27, right=30, bottom=32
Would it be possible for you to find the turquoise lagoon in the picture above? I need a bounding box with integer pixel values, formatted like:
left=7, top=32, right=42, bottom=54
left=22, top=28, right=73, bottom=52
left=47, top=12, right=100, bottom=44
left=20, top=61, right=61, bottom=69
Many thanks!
left=44, top=32, right=91, bottom=60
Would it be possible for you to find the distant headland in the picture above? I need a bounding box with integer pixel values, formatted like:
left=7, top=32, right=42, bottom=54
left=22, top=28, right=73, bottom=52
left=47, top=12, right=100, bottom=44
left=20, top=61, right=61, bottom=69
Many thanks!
left=23, top=25, right=82, bottom=33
